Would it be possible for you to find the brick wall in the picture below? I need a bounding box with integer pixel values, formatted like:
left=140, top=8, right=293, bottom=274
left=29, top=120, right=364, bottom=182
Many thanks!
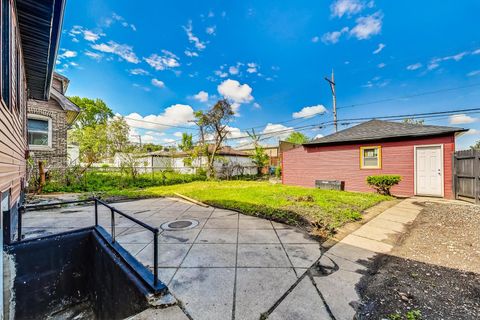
left=27, top=99, right=68, bottom=170
left=282, top=135, right=455, bottom=198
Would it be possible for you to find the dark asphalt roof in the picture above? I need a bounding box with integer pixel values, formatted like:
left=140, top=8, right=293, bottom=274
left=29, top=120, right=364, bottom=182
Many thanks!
left=304, top=120, right=468, bottom=146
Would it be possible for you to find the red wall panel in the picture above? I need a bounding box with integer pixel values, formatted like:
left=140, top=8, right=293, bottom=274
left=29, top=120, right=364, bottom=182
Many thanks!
left=282, top=135, right=455, bottom=198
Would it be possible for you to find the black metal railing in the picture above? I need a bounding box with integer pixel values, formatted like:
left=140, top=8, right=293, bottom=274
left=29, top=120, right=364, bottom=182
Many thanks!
left=19, top=198, right=160, bottom=286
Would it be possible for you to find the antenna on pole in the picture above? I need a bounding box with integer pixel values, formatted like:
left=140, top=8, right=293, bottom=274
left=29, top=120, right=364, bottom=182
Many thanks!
left=324, top=69, right=337, bottom=132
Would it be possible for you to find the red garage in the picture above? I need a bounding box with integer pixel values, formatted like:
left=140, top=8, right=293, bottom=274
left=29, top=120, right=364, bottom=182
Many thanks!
left=282, top=120, right=468, bottom=198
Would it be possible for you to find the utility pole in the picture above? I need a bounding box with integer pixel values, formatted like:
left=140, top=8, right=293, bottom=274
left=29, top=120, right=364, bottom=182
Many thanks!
left=324, top=70, right=337, bottom=132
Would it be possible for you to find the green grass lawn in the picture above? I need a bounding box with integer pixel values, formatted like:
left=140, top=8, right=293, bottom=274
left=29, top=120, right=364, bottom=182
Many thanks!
left=102, top=180, right=390, bottom=237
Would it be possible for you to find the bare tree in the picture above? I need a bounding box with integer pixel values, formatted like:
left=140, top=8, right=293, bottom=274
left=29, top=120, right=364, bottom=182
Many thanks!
left=194, top=99, right=234, bottom=178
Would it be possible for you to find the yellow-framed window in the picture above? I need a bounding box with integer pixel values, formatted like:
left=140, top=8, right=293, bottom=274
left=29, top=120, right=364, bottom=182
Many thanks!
left=360, top=146, right=382, bottom=169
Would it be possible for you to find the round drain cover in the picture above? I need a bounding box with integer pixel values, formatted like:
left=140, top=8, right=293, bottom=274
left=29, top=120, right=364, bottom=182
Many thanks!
left=161, top=219, right=199, bottom=231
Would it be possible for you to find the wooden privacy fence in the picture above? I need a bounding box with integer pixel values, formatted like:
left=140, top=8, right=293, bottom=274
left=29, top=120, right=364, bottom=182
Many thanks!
left=453, top=149, right=480, bottom=204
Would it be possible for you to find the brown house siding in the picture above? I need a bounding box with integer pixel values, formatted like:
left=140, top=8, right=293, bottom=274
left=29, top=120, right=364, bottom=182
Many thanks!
left=282, top=135, right=455, bottom=198
left=0, top=0, right=27, bottom=209
left=27, top=98, right=69, bottom=170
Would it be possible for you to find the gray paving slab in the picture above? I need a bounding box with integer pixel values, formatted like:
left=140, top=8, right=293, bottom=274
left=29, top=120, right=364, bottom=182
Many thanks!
left=351, top=224, right=401, bottom=244
left=238, top=229, right=280, bottom=243
left=181, top=244, right=236, bottom=267
left=238, top=217, right=273, bottom=229
left=135, top=243, right=190, bottom=268
left=169, top=268, right=235, bottom=320
left=203, top=218, right=238, bottom=229
left=269, top=277, right=331, bottom=320
left=341, top=234, right=393, bottom=254
left=283, top=244, right=321, bottom=268
left=158, top=229, right=202, bottom=244
left=275, top=228, right=318, bottom=244
left=235, top=268, right=297, bottom=320
left=237, top=244, right=291, bottom=267
left=195, top=228, right=238, bottom=244
left=129, top=306, right=190, bottom=320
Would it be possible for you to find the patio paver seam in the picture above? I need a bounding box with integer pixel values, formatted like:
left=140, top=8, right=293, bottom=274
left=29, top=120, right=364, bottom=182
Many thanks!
left=167, top=206, right=216, bottom=286
left=231, top=209, right=241, bottom=320
left=270, top=220, right=299, bottom=277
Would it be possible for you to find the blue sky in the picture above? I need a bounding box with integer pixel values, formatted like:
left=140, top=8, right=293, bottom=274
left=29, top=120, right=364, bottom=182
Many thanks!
left=57, top=0, right=480, bottom=149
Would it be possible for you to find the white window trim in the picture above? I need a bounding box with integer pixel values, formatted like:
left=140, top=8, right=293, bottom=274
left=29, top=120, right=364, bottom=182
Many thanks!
left=27, top=114, right=53, bottom=150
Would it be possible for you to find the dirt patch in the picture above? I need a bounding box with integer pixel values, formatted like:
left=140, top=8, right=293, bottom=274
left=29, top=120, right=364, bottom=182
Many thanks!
left=356, top=201, right=480, bottom=319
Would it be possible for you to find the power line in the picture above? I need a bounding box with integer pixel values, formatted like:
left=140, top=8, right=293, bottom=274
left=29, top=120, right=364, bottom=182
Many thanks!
left=337, top=83, right=480, bottom=110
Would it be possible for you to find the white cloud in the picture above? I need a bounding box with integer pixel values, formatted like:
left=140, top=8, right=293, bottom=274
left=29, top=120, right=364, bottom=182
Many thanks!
left=311, top=36, right=319, bottom=43
left=465, top=128, right=480, bottom=135
left=58, top=49, right=77, bottom=59
left=214, top=70, right=228, bottom=78
left=183, top=20, right=206, bottom=51
left=229, top=66, right=239, bottom=75
left=144, top=50, right=180, bottom=70
left=373, top=43, right=385, bottom=54
left=133, top=84, right=151, bottom=92
left=406, top=63, right=422, bottom=71
left=225, top=126, right=246, bottom=139
left=377, top=62, right=386, bottom=68
left=330, top=0, right=365, bottom=18
left=322, top=27, right=349, bottom=44
left=350, top=12, right=383, bottom=40
left=246, top=62, right=258, bottom=73
left=473, top=49, right=480, bottom=55
left=262, top=123, right=294, bottom=140
left=206, top=26, right=216, bottom=35
left=467, top=70, right=480, bottom=77
left=292, top=105, right=327, bottom=119
left=129, top=68, right=149, bottom=76
left=173, top=132, right=183, bottom=138
left=427, top=62, right=439, bottom=70
left=162, top=138, right=176, bottom=144
left=217, top=79, right=254, bottom=104
left=314, top=134, right=324, bottom=139
left=184, top=50, right=199, bottom=57
left=194, top=90, right=209, bottom=102
left=83, top=30, right=102, bottom=42
left=91, top=41, right=139, bottom=63
left=151, top=78, right=165, bottom=88
left=253, top=102, right=261, bottom=109
left=449, top=114, right=478, bottom=125
left=123, top=104, right=195, bottom=131
left=84, top=50, right=103, bottom=61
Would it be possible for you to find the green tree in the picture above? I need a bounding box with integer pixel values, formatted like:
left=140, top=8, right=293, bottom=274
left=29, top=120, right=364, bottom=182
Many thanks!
left=250, top=145, right=269, bottom=176
left=69, top=96, right=114, bottom=128
left=140, top=143, right=163, bottom=153
left=179, top=133, right=193, bottom=152
left=285, top=131, right=309, bottom=144
left=403, top=118, right=424, bottom=125
left=471, top=141, right=480, bottom=150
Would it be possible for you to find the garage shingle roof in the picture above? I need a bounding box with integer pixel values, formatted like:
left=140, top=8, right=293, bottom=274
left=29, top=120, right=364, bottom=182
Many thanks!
left=304, top=120, right=468, bottom=146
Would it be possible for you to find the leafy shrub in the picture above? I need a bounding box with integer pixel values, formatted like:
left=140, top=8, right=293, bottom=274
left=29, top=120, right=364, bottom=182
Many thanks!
left=366, top=175, right=402, bottom=195
left=275, top=166, right=282, bottom=178
left=42, top=169, right=207, bottom=193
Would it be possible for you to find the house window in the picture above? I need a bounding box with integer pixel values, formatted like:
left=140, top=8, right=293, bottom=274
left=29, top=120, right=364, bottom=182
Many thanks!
left=360, top=146, right=381, bottom=169
left=27, top=115, right=52, bottom=148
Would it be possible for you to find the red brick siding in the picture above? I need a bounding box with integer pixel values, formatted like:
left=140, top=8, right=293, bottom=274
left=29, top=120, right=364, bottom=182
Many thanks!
left=282, top=135, right=455, bottom=198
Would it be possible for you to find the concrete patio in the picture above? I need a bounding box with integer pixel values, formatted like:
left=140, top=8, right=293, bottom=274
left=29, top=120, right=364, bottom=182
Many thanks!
left=22, top=196, right=431, bottom=319
left=22, top=197, right=323, bottom=320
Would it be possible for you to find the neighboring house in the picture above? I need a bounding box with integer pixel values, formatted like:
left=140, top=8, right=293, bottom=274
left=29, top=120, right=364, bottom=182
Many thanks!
left=237, top=144, right=280, bottom=166
left=114, top=146, right=257, bottom=176
left=0, top=0, right=65, bottom=307
left=27, top=72, right=80, bottom=170
left=282, top=120, right=468, bottom=198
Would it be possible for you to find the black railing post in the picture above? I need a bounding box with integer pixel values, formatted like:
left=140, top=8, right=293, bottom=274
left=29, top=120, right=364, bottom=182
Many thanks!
left=17, top=206, right=23, bottom=241
left=111, top=208, right=116, bottom=243
left=153, top=229, right=159, bottom=286
left=94, top=199, right=98, bottom=226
